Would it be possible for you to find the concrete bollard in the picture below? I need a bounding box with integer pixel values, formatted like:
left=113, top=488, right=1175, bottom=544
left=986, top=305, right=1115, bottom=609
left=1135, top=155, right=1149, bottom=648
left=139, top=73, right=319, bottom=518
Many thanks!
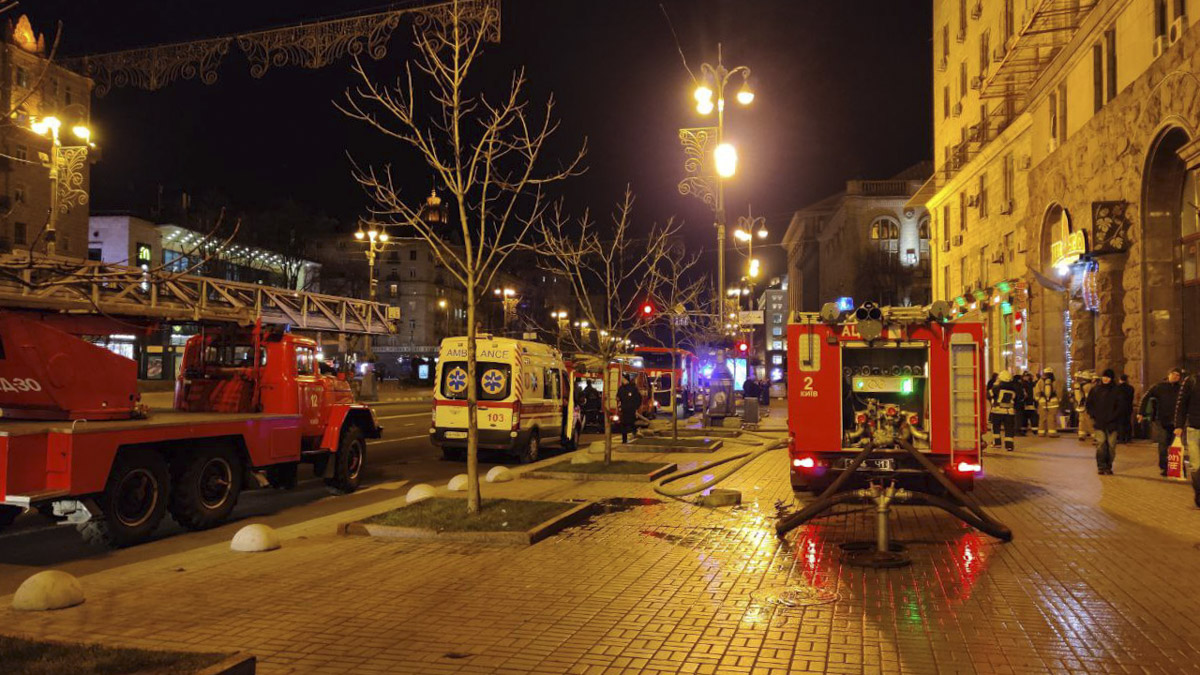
left=447, top=474, right=469, bottom=491
left=406, top=484, right=437, bottom=503
left=231, top=524, right=281, bottom=553
left=12, top=570, right=84, bottom=611
left=486, top=466, right=514, bottom=483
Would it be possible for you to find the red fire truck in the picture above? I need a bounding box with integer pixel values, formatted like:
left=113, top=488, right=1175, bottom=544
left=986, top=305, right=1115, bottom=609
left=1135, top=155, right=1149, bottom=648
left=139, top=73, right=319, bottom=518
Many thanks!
left=787, top=302, right=985, bottom=494
left=0, top=312, right=381, bottom=547
left=634, top=347, right=697, bottom=415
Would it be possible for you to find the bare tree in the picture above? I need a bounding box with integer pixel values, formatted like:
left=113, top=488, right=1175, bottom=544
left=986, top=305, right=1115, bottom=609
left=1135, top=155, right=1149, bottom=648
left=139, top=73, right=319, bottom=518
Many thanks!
left=648, top=251, right=708, bottom=440
left=534, top=190, right=679, bottom=464
left=339, top=0, right=585, bottom=514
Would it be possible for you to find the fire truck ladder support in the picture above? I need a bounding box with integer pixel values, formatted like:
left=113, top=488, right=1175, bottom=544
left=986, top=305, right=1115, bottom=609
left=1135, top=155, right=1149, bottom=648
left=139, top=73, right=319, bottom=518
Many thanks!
left=774, top=438, right=1014, bottom=542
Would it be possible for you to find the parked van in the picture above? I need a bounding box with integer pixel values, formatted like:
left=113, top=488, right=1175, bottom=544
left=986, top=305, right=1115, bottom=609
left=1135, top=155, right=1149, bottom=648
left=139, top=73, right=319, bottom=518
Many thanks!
left=431, top=336, right=579, bottom=463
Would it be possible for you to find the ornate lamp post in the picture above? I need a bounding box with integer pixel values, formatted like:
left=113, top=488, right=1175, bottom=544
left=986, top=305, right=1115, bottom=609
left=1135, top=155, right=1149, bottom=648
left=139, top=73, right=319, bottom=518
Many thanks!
left=677, top=44, right=754, bottom=325
left=353, top=220, right=390, bottom=400
left=493, top=287, right=518, bottom=333
left=31, top=116, right=93, bottom=257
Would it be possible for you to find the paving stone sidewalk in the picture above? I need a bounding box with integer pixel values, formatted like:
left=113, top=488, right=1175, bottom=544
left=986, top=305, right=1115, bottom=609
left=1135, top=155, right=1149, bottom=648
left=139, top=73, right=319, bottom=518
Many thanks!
left=4, top=417, right=1200, bottom=674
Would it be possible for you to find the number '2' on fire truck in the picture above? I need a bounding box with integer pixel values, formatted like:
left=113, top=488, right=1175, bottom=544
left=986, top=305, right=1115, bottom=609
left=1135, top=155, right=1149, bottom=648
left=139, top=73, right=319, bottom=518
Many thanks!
left=786, top=302, right=986, bottom=494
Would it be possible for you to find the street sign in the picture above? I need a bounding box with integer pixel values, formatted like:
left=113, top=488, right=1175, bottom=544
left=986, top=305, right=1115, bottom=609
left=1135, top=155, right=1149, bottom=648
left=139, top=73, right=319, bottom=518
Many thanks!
left=738, top=310, right=764, bottom=325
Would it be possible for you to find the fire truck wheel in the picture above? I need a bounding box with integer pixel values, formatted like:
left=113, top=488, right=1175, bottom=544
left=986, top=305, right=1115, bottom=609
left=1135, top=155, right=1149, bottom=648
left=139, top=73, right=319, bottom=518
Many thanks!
left=0, top=505, right=20, bottom=531
left=327, top=426, right=366, bottom=494
left=169, top=448, right=244, bottom=531
left=519, top=431, right=541, bottom=464
left=80, top=450, right=170, bottom=548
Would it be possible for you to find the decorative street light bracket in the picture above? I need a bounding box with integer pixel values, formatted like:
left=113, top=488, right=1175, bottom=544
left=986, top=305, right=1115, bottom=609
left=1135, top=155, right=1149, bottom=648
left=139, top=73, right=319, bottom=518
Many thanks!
left=677, top=126, right=718, bottom=210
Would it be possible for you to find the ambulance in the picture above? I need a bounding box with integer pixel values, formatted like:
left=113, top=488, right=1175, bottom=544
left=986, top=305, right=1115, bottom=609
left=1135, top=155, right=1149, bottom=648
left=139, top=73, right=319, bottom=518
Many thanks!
left=430, top=336, right=579, bottom=463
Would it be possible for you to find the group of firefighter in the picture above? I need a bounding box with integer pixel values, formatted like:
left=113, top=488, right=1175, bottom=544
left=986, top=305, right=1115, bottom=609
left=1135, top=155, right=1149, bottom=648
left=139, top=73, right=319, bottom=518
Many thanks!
left=987, top=365, right=1200, bottom=505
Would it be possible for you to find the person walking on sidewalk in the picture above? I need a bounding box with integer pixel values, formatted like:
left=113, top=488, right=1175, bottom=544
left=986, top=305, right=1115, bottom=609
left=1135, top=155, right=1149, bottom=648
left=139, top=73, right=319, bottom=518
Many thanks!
left=1021, top=372, right=1038, bottom=435
left=1139, top=367, right=1182, bottom=476
left=1073, top=371, right=1095, bottom=443
left=1035, top=368, right=1061, bottom=437
left=990, top=370, right=1019, bottom=452
left=1173, top=371, right=1200, bottom=507
left=617, top=374, right=642, bottom=444
left=1087, top=369, right=1122, bottom=475
left=1116, top=374, right=1136, bottom=442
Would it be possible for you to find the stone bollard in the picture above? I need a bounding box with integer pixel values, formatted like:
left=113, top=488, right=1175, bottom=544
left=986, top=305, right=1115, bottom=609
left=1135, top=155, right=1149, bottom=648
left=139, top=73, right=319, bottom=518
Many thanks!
left=231, top=524, right=281, bottom=552
left=406, top=484, right=437, bottom=503
left=447, top=474, right=469, bottom=491
left=486, top=466, right=514, bottom=483
left=12, top=570, right=84, bottom=611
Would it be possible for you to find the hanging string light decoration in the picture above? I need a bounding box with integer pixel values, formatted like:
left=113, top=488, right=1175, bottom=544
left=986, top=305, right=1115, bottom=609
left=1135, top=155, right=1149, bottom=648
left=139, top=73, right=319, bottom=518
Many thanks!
left=1081, top=259, right=1100, bottom=312
left=1064, top=308, right=1074, bottom=392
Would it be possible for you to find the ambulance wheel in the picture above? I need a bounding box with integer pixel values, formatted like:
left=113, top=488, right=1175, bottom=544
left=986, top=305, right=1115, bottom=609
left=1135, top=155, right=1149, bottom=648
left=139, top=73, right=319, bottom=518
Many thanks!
left=80, top=450, right=169, bottom=548
left=169, top=448, right=244, bottom=531
left=441, top=446, right=466, bottom=461
left=327, top=426, right=366, bottom=495
left=0, top=505, right=20, bottom=531
left=519, top=431, right=541, bottom=464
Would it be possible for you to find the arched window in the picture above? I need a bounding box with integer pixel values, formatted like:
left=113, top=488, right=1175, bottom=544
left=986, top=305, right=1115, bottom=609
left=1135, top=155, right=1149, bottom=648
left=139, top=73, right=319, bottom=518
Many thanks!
left=918, top=216, right=930, bottom=239
left=870, top=217, right=900, bottom=255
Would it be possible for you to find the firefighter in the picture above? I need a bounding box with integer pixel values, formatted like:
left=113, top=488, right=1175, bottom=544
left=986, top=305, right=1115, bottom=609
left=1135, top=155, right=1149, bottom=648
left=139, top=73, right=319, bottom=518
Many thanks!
left=1035, top=368, right=1060, bottom=437
left=1139, top=367, right=1182, bottom=476
left=1116, top=374, right=1136, bottom=442
left=617, top=374, right=642, bottom=444
left=1073, top=371, right=1095, bottom=443
left=990, top=369, right=1019, bottom=452
left=1021, top=371, right=1038, bottom=434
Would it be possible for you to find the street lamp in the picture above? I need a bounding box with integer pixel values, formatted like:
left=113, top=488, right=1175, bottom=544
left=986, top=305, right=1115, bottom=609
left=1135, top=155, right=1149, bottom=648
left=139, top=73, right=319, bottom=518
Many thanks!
left=678, top=44, right=754, bottom=331
left=493, top=287, right=518, bottom=332
left=352, top=220, right=390, bottom=352
left=30, top=116, right=94, bottom=257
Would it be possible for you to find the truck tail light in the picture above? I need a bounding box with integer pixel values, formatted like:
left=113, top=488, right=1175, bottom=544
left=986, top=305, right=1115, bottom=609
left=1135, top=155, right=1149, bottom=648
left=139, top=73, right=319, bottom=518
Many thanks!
left=956, top=462, right=982, bottom=473
left=793, top=457, right=815, bottom=469
left=512, top=401, right=521, bottom=430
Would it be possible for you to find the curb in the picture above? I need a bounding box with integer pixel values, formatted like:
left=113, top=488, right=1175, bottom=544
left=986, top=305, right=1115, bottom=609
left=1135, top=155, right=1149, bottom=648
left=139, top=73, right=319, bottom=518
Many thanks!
left=526, top=463, right=676, bottom=483
left=0, top=630, right=254, bottom=675
left=337, top=500, right=597, bottom=545
left=198, top=653, right=257, bottom=675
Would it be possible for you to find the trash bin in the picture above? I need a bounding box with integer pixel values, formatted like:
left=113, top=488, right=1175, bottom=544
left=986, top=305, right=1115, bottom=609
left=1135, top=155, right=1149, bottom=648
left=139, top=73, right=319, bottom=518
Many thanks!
left=743, top=397, right=759, bottom=424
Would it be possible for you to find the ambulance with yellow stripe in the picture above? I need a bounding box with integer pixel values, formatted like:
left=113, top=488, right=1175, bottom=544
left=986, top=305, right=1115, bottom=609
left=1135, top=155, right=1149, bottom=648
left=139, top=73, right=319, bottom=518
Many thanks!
left=430, top=336, right=580, bottom=463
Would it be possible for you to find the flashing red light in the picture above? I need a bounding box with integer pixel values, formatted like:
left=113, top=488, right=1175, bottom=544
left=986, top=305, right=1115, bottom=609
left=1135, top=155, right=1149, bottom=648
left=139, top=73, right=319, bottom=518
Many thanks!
left=736, top=341, right=749, bottom=353
left=793, top=457, right=816, bottom=469
left=956, top=462, right=982, bottom=473
left=641, top=302, right=655, bottom=317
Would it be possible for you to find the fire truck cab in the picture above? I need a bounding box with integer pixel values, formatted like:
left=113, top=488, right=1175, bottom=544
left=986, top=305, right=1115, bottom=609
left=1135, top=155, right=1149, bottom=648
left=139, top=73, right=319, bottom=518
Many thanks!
left=787, top=302, right=986, bottom=494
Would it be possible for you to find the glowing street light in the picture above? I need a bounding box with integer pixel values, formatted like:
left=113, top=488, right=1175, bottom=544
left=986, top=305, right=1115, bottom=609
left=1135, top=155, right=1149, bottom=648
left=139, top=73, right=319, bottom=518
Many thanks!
left=714, top=143, right=738, bottom=178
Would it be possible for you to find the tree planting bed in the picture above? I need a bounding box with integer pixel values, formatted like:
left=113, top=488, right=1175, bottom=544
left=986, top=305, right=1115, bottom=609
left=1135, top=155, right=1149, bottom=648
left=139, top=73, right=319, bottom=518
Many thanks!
left=339, top=497, right=596, bottom=545
left=527, top=460, right=675, bottom=482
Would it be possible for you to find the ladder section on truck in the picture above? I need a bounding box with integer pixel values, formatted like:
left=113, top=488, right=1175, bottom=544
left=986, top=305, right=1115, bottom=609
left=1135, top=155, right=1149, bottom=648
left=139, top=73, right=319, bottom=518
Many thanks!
left=949, top=336, right=981, bottom=451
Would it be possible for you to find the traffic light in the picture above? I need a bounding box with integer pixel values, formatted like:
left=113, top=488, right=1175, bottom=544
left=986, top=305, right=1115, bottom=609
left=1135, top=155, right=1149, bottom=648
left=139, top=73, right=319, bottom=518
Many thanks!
left=736, top=341, right=749, bottom=354
left=640, top=301, right=655, bottom=319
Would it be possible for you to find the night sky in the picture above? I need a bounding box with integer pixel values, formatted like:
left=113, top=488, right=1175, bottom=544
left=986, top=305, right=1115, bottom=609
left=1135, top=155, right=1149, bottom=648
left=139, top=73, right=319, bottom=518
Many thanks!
left=22, top=0, right=931, bottom=277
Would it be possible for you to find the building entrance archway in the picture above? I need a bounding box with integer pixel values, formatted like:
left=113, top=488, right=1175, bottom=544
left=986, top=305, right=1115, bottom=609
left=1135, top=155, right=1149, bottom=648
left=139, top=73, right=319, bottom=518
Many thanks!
left=1142, top=126, right=1200, bottom=376
left=1037, top=204, right=1069, bottom=378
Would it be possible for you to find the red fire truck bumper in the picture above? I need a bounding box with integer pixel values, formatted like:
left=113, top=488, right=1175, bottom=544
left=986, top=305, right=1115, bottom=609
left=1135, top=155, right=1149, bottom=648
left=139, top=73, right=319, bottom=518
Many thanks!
left=788, top=450, right=978, bottom=493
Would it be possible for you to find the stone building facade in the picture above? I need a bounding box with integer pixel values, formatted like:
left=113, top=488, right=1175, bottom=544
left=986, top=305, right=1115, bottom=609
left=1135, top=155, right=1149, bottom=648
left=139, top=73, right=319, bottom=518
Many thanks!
left=0, top=15, right=92, bottom=258
left=927, top=0, right=1200, bottom=389
left=783, top=164, right=933, bottom=314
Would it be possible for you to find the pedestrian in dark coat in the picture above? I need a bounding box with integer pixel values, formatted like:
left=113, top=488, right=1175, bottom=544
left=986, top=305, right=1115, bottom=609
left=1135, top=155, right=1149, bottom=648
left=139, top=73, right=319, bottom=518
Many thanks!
left=617, top=375, right=642, bottom=444
left=1086, top=369, right=1122, bottom=475
left=1139, top=368, right=1182, bottom=475
left=1173, top=372, right=1200, bottom=507
left=1116, top=374, right=1135, bottom=442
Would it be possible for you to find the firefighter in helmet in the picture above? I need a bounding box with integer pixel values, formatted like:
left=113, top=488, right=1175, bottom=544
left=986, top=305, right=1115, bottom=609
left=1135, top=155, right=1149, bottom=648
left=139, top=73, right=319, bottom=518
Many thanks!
left=1073, top=370, right=1095, bottom=442
left=1035, top=367, right=1061, bottom=437
left=990, top=369, right=1020, bottom=452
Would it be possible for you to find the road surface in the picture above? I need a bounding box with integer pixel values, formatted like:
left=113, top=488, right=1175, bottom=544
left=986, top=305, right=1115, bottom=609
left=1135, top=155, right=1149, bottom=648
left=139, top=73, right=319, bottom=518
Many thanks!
left=0, top=399, right=596, bottom=595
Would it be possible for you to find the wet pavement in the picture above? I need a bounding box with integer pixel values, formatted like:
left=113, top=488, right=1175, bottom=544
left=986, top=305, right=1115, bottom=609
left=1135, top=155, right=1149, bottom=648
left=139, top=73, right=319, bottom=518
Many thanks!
left=3, top=429, right=1200, bottom=674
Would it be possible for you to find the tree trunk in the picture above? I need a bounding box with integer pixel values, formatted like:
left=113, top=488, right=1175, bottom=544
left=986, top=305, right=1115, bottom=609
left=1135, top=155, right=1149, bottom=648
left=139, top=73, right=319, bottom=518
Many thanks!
left=603, top=399, right=613, bottom=465
left=670, top=326, right=679, bottom=441
left=465, top=293, right=481, bottom=515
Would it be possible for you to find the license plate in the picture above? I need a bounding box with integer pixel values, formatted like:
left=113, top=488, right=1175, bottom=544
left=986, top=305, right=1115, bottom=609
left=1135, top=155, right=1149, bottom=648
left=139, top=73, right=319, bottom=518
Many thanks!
left=837, top=458, right=895, bottom=471
left=445, top=431, right=468, bottom=439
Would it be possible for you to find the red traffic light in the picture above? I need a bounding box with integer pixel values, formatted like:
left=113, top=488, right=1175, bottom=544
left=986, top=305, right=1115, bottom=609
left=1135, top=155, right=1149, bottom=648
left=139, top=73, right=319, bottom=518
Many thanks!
left=736, top=341, right=748, bottom=353
left=640, top=302, right=655, bottom=317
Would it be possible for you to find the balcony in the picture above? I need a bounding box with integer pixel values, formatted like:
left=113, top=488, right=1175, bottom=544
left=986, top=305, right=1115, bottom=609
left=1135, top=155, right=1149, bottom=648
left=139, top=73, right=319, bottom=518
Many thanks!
left=846, top=180, right=922, bottom=197
left=980, top=0, right=1096, bottom=103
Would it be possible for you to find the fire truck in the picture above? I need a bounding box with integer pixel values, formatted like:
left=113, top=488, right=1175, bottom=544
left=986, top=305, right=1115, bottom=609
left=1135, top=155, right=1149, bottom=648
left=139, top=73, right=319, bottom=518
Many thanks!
left=634, top=347, right=698, bottom=415
left=787, top=302, right=986, bottom=495
left=0, top=312, right=381, bottom=547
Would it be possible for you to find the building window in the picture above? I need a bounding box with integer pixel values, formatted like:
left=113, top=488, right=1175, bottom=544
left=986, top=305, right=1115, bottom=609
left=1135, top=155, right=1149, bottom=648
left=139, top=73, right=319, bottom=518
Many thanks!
left=959, top=61, right=968, bottom=100
left=979, top=245, right=989, bottom=286
left=772, top=326, right=783, bottom=336
left=959, top=258, right=968, bottom=292
left=64, top=87, right=73, bottom=105
left=409, top=249, right=417, bottom=261
left=1003, top=153, right=1015, bottom=206
left=1057, top=82, right=1068, bottom=139
left=771, top=340, right=784, bottom=351
left=980, top=31, right=990, bottom=73
left=959, top=196, right=968, bottom=234
left=1156, top=0, right=1169, bottom=37
left=918, top=217, right=930, bottom=240
left=88, top=247, right=102, bottom=261
left=389, top=283, right=398, bottom=297
left=943, top=86, right=951, bottom=119
left=13, top=145, right=27, bottom=162
left=942, top=205, right=951, bottom=243
left=1093, top=43, right=1104, bottom=113
left=942, top=24, right=950, bottom=62
left=14, top=222, right=26, bottom=245
left=15, top=67, right=29, bottom=88
left=772, top=355, right=783, bottom=365
left=1105, top=29, right=1117, bottom=103
left=978, top=172, right=989, bottom=219
left=60, top=234, right=70, bottom=254
left=409, top=268, right=416, bottom=278
left=13, top=185, right=26, bottom=204
left=1002, top=232, right=1014, bottom=279
left=944, top=265, right=952, bottom=300
left=1049, top=89, right=1060, bottom=145
left=958, top=0, right=967, bottom=39
left=869, top=217, right=900, bottom=255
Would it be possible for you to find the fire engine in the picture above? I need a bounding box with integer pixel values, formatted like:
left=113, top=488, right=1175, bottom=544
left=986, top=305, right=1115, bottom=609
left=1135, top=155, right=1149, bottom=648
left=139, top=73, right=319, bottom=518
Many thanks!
left=787, top=301, right=985, bottom=495
left=634, top=347, right=698, bottom=416
left=0, top=312, right=381, bottom=547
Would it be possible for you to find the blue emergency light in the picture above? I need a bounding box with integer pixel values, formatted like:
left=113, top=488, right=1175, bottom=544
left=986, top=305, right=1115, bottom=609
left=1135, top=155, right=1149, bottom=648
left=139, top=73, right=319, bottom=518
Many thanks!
left=836, top=296, right=855, bottom=312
